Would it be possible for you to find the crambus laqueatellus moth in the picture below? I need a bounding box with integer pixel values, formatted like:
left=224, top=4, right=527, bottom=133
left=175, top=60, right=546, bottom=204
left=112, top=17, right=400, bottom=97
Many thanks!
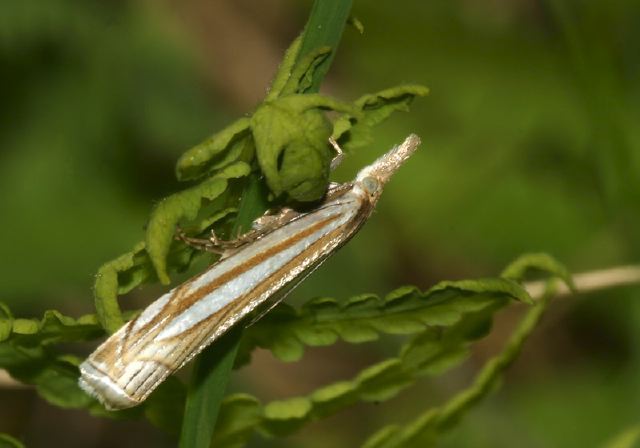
left=79, top=134, right=421, bottom=410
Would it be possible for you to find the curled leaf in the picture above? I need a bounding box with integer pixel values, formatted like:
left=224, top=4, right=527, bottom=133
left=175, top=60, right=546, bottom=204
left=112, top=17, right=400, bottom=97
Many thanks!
left=266, top=35, right=303, bottom=100
left=281, top=45, right=332, bottom=95
left=176, top=118, right=252, bottom=181
left=333, top=84, right=429, bottom=149
left=145, top=161, right=250, bottom=284
left=501, top=252, right=575, bottom=291
left=94, top=241, right=150, bottom=332
left=251, top=94, right=356, bottom=201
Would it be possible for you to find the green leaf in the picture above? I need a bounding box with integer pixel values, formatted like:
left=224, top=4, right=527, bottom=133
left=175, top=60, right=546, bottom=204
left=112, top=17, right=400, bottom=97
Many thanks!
left=146, top=161, right=250, bottom=284
left=0, top=303, right=183, bottom=429
left=0, top=303, right=102, bottom=348
left=251, top=94, right=356, bottom=201
left=216, top=321, right=476, bottom=446
left=294, top=0, right=353, bottom=93
left=144, top=376, right=187, bottom=434
left=281, top=46, right=332, bottom=95
left=214, top=275, right=530, bottom=446
left=362, top=426, right=402, bottom=448
left=93, top=241, right=152, bottom=332
left=0, top=433, right=24, bottom=448
left=180, top=178, right=270, bottom=448
left=33, top=357, right=94, bottom=409
left=93, top=207, right=237, bottom=333
left=604, top=424, right=640, bottom=448
left=238, top=278, right=529, bottom=365
left=1, top=345, right=89, bottom=411
left=181, top=2, right=356, bottom=439
left=0, top=302, right=13, bottom=341
left=262, top=397, right=313, bottom=435
left=212, top=395, right=262, bottom=448
left=266, top=35, right=303, bottom=101
left=333, top=84, right=429, bottom=149
left=501, top=252, right=575, bottom=291
left=362, top=285, right=555, bottom=448
left=0, top=304, right=106, bottom=410
left=175, top=117, right=252, bottom=181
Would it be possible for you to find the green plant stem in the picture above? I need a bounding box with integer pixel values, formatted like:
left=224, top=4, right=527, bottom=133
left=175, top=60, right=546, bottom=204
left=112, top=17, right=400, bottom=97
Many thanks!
left=179, top=2, right=353, bottom=445
left=433, top=289, right=553, bottom=430
left=179, top=176, right=267, bottom=447
left=297, top=0, right=353, bottom=93
left=370, top=286, right=556, bottom=447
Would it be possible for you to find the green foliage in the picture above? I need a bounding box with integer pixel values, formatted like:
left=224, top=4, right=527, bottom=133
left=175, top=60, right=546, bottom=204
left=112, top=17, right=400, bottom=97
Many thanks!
left=87, top=26, right=427, bottom=337
left=332, top=85, right=430, bottom=150
left=146, top=162, right=250, bottom=284
left=0, top=301, right=184, bottom=429
left=237, top=279, right=529, bottom=365
left=0, top=302, right=107, bottom=413
left=0, top=6, right=576, bottom=444
left=1, top=0, right=638, bottom=446
left=361, top=254, right=573, bottom=448
left=175, top=118, right=253, bottom=182
left=0, top=433, right=24, bottom=448
left=501, top=252, right=575, bottom=291
left=0, top=253, right=570, bottom=446
left=180, top=4, right=359, bottom=444
left=210, top=254, right=570, bottom=447
left=604, top=424, right=640, bottom=448
left=57, top=8, right=429, bottom=439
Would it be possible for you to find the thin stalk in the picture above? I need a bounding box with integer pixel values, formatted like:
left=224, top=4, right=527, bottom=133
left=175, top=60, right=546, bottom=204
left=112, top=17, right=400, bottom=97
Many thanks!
left=297, top=0, right=353, bottom=93
left=178, top=1, right=353, bottom=446
left=524, top=265, right=640, bottom=300
left=179, top=176, right=267, bottom=448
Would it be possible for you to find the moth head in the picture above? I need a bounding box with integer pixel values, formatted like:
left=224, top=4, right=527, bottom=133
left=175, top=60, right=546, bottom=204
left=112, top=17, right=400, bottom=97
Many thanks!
left=354, top=134, right=421, bottom=201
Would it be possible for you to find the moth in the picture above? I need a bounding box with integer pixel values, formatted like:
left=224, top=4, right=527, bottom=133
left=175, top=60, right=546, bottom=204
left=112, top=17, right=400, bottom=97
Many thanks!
left=79, top=134, right=421, bottom=410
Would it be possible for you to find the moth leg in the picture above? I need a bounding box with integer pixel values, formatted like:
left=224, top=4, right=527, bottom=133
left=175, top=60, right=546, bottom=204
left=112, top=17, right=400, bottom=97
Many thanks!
left=177, top=206, right=301, bottom=256
left=216, top=228, right=261, bottom=248
left=174, top=227, right=226, bottom=254
left=251, top=207, right=302, bottom=234
left=329, top=137, right=344, bottom=171
left=324, top=181, right=353, bottom=201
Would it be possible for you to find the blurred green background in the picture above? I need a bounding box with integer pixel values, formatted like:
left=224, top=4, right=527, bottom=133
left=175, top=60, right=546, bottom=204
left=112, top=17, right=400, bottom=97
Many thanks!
left=1, top=0, right=639, bottom=446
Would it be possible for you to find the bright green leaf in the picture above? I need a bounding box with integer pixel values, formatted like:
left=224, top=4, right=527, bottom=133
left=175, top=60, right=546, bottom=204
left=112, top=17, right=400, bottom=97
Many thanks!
left=501, top=252, right=575, bottom=291
left=175, top=117, right=252, bottom=181
left=145, top=161, right=250, bottom=284
left=238, top=278, right=529, bottom=364
left=333, top=84, right=429, bottom=149
left=251, top=94, right=357, bottom=201
left=266, top=35, right=303, bottom=101
left=281, top=46, right=332, bottom=95
left=0, top=303, right=13, bottom=341
left=361, top=288, right=554, bottom=448
left=93, top=241, right=151, bottom=332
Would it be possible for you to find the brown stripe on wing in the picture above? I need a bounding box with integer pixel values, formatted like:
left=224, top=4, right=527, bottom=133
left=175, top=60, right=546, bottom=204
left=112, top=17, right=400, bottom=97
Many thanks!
left=91, top=211, right=348, bottom=395
left=111, top=198, right=373, bottom=400
left=91, top=198, right=369, bottom=398
left=90, top=275, right=198, bottom=370
left=131, top=213, right=344, bottom=341
left=152, top=198, right=373, bottom=374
